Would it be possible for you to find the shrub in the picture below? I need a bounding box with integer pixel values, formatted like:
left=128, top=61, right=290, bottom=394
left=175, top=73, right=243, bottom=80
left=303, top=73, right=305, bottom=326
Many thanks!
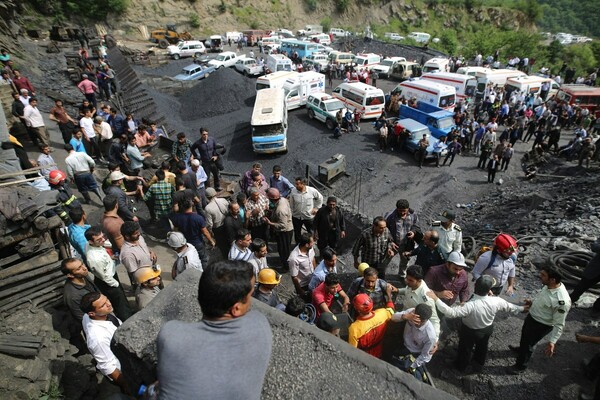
left=335, top=0, right=349, bottom=13
left=305, top=0, right=317, bottom=11
left=218, top=0, right=226, bottom=13
left=321, top=17, right=332, bottom=33
left=189, top=13, right=200, bottom=28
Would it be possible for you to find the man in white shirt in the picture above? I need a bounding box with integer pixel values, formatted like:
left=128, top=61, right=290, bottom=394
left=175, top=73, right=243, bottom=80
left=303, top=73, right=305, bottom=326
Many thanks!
left=391, top=304, right=437, bottom=373
left=23, top=97, right=49, bottom=146
left=428, top=275, right=526, bottom=372
left=400, top=265, right=440, bottom=339
left=289, top=177, right=323, bottom=244
left=81, top=292, right=129, bottom=394
left=94, top=116, right=113, bottom=160
left=37, top=144, right=58, bottom=178
left=167, top=231, right=202, bottom=279
left=84, top=226, right=132, bottom=321
left=64, top=143, right=104, bottom=204
left=228, top=228, right=253, bottom=261
left=288, top=233, right=317, bottom=300
left=19, top=88, right=30, bottom=106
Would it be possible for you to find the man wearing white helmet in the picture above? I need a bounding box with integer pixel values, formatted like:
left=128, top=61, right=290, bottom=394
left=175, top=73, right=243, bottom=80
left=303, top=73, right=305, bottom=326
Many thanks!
left=167, top=231, right=202, bottom=279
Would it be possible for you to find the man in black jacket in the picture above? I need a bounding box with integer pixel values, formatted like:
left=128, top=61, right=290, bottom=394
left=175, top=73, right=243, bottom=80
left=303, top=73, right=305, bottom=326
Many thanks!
left=313, top=196, right=346, bottom=252
left=190, top=128, right=224, bottom=191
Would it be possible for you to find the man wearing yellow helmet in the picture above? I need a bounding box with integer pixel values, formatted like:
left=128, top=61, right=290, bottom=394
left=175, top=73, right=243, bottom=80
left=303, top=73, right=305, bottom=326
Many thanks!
left=253, top=268, right=284, bottom=310
left=133, top=266, right=162, bottom=310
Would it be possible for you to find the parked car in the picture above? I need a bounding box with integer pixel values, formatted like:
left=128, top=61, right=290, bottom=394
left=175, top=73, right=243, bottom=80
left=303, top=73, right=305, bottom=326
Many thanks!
left=173, top=64, right=216, bottom=81
left=306, top=92, right=347, bottom=130
left=234, top=57, right=264, bottom=76
left=303, top=53, right=329, bottom=69
left=207, top=51, right=241, bottom=69
left=167, top=40, right=206, bottom=60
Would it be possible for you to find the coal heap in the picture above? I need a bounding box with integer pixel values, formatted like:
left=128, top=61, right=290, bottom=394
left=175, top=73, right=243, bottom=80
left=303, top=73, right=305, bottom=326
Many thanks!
left=178, top=68, right=256, bottom=120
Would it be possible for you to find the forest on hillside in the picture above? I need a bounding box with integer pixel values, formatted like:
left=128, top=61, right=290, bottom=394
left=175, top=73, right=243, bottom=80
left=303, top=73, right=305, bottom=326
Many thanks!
left=538, top=0, right=599, bottom=37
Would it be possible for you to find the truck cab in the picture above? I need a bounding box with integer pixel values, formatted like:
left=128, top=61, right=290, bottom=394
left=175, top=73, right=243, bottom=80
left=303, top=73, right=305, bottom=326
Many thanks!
left=399, top=102, right=455, bottom=139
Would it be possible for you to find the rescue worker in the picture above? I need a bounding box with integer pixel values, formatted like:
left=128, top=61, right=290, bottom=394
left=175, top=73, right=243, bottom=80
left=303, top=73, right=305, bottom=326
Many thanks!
left=48, top=170, right=82, bottom=223
left=253, top=268, right=285, bottom=310
left=347, top=294, right=394, bottom=358
left=472, top=233, right=518, bottom=296
left=431, top=210, right=462, bottom=260
left=133, top=266, right=162, bottom=310
left=507, top=265, right=571, bottom=374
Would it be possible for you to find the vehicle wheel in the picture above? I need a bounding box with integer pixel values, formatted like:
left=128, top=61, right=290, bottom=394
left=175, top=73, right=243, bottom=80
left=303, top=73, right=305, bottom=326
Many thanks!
left=243, top=70, right=248, bottom=76
left=326, top=119, right=335, bottom=130
left=159, top=39, right=169, bottom=49
left=172, top=53, right=180, bottom=60
left=308, top=109, right=315, bottom=119
left=204, top=73, right=210, bottom=79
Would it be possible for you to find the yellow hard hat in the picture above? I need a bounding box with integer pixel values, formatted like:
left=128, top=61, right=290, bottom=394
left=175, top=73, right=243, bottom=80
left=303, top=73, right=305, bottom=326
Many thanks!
left=134, top=266, right=161, bottom=284
left=358, top=263, right=370, bottom=276
left=257, top=268, right=281, bottom=285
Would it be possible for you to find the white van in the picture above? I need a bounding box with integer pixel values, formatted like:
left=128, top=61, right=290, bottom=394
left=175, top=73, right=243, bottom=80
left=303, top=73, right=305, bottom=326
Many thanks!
left=423, top=58, right=450, bottom=73
left=455, top=66, right=490, bottom=77
left=329, top=28, right=347, bottom=38
left=504, top=76, right=560, bottom=98
left=251, top=88, right=288, bottom=154
left=475, top=68, right=526, bottom=99
left=353, top=53, right=381, bottom=71
left=283, top=71, right=326, bottom=110
left=421, top=72, right=477, bottom=101
left=393, top=79, right=457, bottom=111
left=332, top=82, right=385, bottom=119
left=266, top=54, right=293, bottom=74
left=328, top=51, right=355, bottom=65
left=310, top=33, right=331, bottom=45
left=260, top=36, right=281, bottom=51
left=256, top=71, right=299, bottom=91
left=408, top=32, right=431, bottom=43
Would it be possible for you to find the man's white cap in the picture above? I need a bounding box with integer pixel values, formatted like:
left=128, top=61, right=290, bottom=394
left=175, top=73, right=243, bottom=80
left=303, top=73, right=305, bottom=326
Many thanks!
left=447, top=251, right=467, bottom=268
left=167, top=231, right=187, bottom=248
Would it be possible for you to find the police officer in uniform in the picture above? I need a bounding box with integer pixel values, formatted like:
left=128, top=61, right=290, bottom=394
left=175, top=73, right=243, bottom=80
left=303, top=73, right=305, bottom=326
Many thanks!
left=431, top=210, right=462, bottom=260
left=507, top=265, right=571, bottom=374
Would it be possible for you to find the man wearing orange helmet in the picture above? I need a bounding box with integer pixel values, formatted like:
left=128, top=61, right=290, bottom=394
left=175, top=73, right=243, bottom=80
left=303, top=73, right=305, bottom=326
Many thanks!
left=48, top=169, right=82, bottom=223
left=472, top=233, right=518, bottom=296
left=347, top=293, right=394, bottom=358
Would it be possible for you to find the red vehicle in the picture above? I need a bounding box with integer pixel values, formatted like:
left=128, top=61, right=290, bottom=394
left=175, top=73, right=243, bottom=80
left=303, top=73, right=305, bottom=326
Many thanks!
left=242, top=30, right=269, bottom=46
left=556, top=84, right=600, bottom=117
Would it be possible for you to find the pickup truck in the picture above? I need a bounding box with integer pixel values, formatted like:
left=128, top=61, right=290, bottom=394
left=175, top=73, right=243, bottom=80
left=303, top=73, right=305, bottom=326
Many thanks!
left=388, top=118, right=448, bottom=160
left=371, top=57, right=407, bottom=78
left=207, top=51, right=241, bottom=69
left=399, top=102, right=455, bottom=139
left=234, top=57, right=264, bottom=76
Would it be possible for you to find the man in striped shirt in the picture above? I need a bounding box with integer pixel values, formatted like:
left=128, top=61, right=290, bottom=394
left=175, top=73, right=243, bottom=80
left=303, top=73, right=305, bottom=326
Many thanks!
left=228, top=228, right=253, bottom=261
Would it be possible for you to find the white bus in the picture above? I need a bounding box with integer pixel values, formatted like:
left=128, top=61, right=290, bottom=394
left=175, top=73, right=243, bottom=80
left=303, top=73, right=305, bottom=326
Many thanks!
left=421, top=72, right=477, bottom=101
left=393, top=79, right=457, bottom=111
left=331, top=82, right=385, bottom=119
left=251, top=88, right=288, bottom=154
left=256, top=71, right=299, bottom=91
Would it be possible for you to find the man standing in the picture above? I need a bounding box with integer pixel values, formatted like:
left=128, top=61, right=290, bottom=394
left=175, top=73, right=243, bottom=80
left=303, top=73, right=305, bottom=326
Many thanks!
left=37, top=144, right=58, bottom=178
left=223, top=201, right=244, bottom=247
left=269, top=165, right=294, bottom=198
left=352, top=217, right=397, bottom=279
left=288, top=233, right=317, bottom=300
left=119, top=221, right=157, bottom=280
left=167, top=231, right=203, bottom=279
left=402, top=265, right=441, bottom=339
left=403, top=230, right=445, bottom=276
left=77, top=74, right=98, bottom=108
left=431, top=210, right=463, bottom=260
left=228, top=228, right=253, bottom=261
left=64, top=143, right=103, bottom=204
left=169, top=198, right=215, bottom=267
left=204, top=188, right=229, bottom=255
left=49, top=99, right=77, bottom=144
left=102, top=195, right=125, bottom=251
left=104, top=171, right=137, bottom=222
left=385, top=199, right=420, bottom=278
left=313, top=196, right=346, bottom=252
left=85, top=226, right=132, bottom=321
left=171, top=132, right=192, bottom=166
left=417, top=134, right=429, bottom=168
left=289, top=177, right=323, bottom=244
left=157, top=261, right=272, bottom=400
left=190, top=159, right=208, bottom=205
left=80, top=293, right=129, bottom=394
left=425, top=251, right=470, bottom=306
left=508, top=266, right=571, bottom=374
left=23, top=98, right=50, bottom=147
left=61, top=258, right=99, bottom=322
left=348, top=294, right=393, bottom=358
left=12, top=69, right=35, bottom=95
left=143, top=169, right=174, bottom=222
left=80, top=109, right=99, bottom=159
left=472, top=233, right=518, bottom=296
left=264, top=188, right=294, bottom=268
left=429, top=275, right=527, bottom=372
left=391, top=304, right=437, bottom=375
left=190, top=128, right=223, bottom=191
left=133, top=267, right=162, bottom=310
left=308, top=247, right=338, bottom=291
left=245, top=188, right=269, bottom=241
left=347, top=267, right=396, bottom=311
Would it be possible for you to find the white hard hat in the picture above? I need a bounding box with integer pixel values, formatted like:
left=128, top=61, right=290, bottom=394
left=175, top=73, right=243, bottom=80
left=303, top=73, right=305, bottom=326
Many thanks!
left=167, top=231, right=187, bottom=248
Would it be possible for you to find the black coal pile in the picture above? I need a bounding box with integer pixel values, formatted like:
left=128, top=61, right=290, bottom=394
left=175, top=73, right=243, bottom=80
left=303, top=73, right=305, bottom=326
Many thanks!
left=133, top=58, right=193, bottom=78
left=177, top=67, right=256, bottom=120
left=335, top=37, right=447, bottom=63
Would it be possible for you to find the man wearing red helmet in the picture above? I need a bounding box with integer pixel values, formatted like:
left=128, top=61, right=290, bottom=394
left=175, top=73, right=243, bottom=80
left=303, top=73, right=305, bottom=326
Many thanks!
left=472, top=233, right=517, bottom=296
left=347, top=293, right=394, bottom=358
left=48, top=169, right=82, bottom=224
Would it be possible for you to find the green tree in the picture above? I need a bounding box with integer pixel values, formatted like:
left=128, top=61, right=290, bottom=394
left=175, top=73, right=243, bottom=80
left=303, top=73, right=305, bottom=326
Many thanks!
left=439, top=30, right=458, bottom=55
left=519, top=0, right=542, bottom=24
left=562, top=44, right=597, bottom=77
left=321, top=17, right=332, bottom=33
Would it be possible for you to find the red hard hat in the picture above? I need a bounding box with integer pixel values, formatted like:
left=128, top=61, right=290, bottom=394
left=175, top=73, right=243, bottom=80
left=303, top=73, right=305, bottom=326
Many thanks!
left=494, top=233, right=517, bottom=255
left=353, top=293, right=373, bottom=314
left=48, top=170, right=67, bottom=185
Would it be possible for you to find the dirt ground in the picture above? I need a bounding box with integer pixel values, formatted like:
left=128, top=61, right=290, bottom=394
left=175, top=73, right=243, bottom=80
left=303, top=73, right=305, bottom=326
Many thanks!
left=11, top=36, right=600, bottom=399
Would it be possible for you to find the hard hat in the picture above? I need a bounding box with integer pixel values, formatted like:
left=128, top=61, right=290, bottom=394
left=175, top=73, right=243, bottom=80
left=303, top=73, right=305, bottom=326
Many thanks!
left=494, top=233, right=517, bottom=256
left=257, top=268, right=281, bottom=285
left=352, top=293, right=373, bottom=314
left=474, top=275, right=497, bottom=295
left=109, top=171, right=127, bottom=181
left=48, top=170, right=67, bottom=185
left=447, top=251, right=467, bottom=268
left=134, top=266, right=161, bottom=284
left=167, top=231, right=187, bottom=248
left=358, top=263, right=370, bottom=276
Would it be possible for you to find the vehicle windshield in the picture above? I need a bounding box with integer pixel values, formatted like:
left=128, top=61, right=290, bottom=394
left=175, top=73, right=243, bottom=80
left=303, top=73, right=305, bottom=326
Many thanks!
left=216, top=54, right=228, bottom=61
left=253, top=123, right=284, bottom=136
left=423, top=66, right=438, bottom=73
left=380, top=60, right=395, bottom=67
left=366, top=96, right=385, bottom=106
left=439, top=95, right=456, bottom=108
left=438, top=118, right=455, bottom=130
left=324, top=100, right=344, bottom=111
left=256, top=83, right=270, bottom=91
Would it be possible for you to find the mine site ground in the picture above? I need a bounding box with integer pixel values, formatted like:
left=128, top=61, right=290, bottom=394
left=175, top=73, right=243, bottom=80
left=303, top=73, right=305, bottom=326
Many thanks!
left=10, top=35, right=600, bottom=399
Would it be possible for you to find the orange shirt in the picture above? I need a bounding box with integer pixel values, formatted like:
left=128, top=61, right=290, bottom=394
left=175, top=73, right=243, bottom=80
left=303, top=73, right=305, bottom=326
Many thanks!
left=348, top=308, right=393, bottom=358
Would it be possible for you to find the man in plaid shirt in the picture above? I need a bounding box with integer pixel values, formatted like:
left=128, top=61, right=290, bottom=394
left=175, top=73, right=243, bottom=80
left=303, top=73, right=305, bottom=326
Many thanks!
left=144, top=169, right=174, bottom=221
left=352, top=216, right=398, bottom=279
